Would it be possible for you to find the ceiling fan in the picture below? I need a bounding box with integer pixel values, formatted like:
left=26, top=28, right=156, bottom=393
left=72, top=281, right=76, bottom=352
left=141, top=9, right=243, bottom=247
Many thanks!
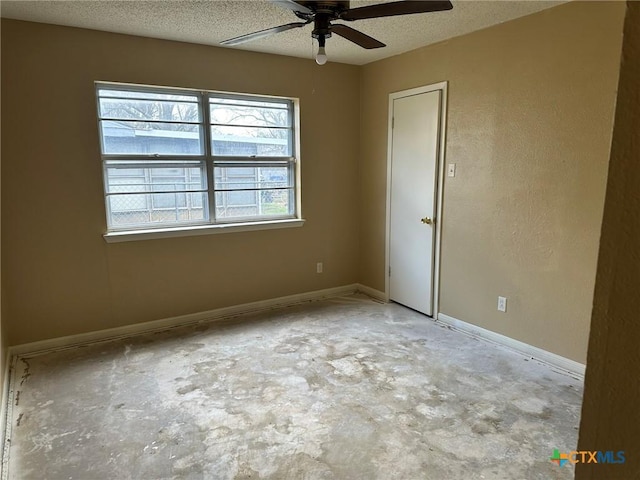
left=221, top=0, right=453, bottom=65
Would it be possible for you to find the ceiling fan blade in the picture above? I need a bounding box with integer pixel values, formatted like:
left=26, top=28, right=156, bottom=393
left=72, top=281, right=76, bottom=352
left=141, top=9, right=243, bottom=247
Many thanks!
left=269, top=0, right=313, bottom=15
left=340, top=0, right=453, bottom=21
left=220, top=22, right=309, bottom=46
left=331, top=24, right=385, bottom=49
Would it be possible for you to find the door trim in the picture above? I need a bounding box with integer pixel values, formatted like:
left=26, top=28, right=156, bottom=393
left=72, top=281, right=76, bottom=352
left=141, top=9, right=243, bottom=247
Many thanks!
left=385, top=81, right=448, bottom=316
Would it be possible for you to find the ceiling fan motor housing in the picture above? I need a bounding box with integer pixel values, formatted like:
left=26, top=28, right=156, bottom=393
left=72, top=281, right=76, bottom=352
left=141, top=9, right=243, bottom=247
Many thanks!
left=296, top=1, right=351, bottom=18
left=295, top=1, right=350, bottom=40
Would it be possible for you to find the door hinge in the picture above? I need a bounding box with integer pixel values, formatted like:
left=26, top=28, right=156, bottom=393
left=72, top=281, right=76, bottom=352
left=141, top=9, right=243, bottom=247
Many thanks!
left=389, top=266, right=391, bottom=277
left=392, top=117, right=394, bottom=129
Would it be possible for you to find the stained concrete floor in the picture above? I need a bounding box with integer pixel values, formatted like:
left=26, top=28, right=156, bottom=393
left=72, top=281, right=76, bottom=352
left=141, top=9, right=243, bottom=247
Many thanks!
left=5, top=295, right=583, bottom=479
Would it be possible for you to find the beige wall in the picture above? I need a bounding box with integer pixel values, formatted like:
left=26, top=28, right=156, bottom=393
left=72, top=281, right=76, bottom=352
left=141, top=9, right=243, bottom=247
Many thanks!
left=1, top=20, right=361, bottom=345
left=359, top=1, right=625, bottom=363
left=577, top=2, right=640, bottom=478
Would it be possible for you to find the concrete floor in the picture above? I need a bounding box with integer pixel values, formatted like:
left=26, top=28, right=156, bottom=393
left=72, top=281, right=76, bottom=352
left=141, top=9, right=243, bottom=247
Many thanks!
left=4, top=295, right=582, bottom=479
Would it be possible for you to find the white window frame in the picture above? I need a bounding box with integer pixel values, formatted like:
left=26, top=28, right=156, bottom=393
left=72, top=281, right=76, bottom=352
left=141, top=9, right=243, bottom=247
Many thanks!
left=96, top=82, right=304, bottom=243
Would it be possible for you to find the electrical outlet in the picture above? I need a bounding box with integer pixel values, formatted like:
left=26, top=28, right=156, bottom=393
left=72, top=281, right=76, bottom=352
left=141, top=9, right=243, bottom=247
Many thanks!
left=316, top=262, right=323, bottom=274
left=448, top=163, right=456, bottom=177
left=497, top=296, right=507, bottom=313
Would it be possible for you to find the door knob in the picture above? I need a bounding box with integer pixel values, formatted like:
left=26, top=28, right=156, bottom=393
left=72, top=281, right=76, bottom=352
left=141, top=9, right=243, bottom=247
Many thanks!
left=420, top=217, right=432, bottom=225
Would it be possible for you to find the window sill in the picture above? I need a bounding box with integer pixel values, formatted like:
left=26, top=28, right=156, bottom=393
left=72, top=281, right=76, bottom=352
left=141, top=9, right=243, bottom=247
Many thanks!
left=103, top=218, right=305, bottom=243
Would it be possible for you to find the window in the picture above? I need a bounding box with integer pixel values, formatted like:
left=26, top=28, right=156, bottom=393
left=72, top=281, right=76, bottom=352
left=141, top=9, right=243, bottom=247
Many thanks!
left=96, top=83, right=300, bottom=237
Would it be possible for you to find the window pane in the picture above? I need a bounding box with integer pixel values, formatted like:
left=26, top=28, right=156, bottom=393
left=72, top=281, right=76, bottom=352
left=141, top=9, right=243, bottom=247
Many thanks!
left=98, top=89, right=198, bottom=102
left=108, top=192, right=207, bottom=228
left=214, top=166, right=290, bottom=190
left=210, top=103, right=289, bottom=127
left=99, top=98, right=200, bottom=123
left=211, top=126, right=289, bottom=156
left=215, top=189, right=292, bottom=220
left=210, top=97, right=289, bottom=109
left=101, top=121, right=203, bottom=155
left=106, top=166, right=205, bottom=194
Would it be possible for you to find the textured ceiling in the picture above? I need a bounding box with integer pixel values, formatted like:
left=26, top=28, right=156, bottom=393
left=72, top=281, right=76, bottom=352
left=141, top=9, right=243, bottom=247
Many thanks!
left=0, top=1, right=565, bottom=65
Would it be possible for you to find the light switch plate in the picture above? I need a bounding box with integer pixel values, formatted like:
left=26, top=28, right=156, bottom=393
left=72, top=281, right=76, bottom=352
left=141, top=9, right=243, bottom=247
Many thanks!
left=448, top=163, right=456, bottom=177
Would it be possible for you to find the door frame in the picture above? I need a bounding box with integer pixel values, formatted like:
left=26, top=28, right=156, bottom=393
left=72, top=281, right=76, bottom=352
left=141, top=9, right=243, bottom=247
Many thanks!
left=385, top=81, right=448, bottom=316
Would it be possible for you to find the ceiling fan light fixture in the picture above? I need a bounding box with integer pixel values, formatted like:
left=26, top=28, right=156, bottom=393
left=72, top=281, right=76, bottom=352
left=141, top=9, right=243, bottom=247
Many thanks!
left=316, top=46, right=328, bottom=65
left=316, top=35, right=328, bottom=65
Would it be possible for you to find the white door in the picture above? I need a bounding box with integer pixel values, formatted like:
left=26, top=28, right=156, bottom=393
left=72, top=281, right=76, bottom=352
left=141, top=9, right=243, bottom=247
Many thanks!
left=389, top=90, right=441, bottom=316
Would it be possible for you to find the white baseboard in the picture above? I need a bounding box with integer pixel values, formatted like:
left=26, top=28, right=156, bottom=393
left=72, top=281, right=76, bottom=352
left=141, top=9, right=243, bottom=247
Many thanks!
left=9, top=284, right=360, bottom=358
left=436, top=313, right=585, bottom=379
left=356, top=284, right=388, bottom=302
left=0, top=350, right=11, bottom=475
